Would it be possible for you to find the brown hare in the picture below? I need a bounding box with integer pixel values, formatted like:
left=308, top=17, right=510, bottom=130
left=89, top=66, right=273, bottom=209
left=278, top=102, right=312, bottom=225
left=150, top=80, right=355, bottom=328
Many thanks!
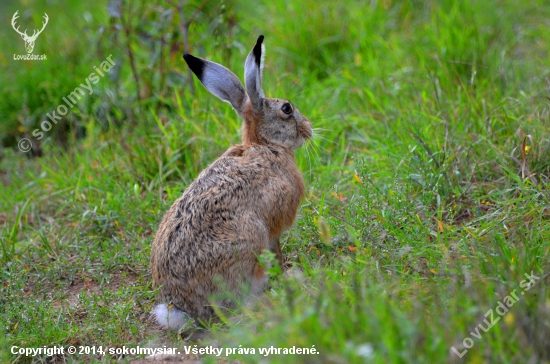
left=150, top=35, right=312, bottom=329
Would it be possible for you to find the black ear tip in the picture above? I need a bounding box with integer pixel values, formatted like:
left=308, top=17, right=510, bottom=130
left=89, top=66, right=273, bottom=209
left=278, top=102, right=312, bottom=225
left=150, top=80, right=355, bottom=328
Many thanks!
left=183, top=53, right=205, bottom=80
left=252, top=36, right=264, bottom=67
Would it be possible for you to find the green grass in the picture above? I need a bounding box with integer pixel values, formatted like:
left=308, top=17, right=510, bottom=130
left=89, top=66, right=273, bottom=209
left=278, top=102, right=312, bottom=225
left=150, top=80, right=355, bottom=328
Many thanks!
left=1, top=0, right=550, bottom=363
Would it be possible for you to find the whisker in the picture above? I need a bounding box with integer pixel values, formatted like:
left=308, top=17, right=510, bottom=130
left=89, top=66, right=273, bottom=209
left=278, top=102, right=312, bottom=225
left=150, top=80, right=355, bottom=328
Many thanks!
left=311, top=130, right=336, bottom=151
left=307, top=135, right=323, bottom=162
left=311, top=139, right=331, bottom=155
left=309, top=144, right=320, bottom=165
left=307, top=143, right=313, bottom=175
left=302, top=141, right=313, bottom=176
left=313, top=135, right=335, bottom=144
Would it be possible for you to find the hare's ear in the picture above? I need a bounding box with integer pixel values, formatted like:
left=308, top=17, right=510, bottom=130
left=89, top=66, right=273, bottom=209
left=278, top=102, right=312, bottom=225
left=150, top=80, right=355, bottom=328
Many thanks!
left=244, top=35, right=265, bottom=111
left=184, top=54, right=247, bottom=113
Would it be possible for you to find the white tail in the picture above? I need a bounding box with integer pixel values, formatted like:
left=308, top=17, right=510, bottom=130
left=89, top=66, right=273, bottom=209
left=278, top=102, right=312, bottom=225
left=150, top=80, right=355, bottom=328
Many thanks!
left=11, top=11, right=49, bottom=54
left=152, top=304, right=191, bottom=331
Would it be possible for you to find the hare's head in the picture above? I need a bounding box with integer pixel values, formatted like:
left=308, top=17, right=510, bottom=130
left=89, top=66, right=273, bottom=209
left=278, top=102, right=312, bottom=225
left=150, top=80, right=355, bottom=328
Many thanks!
left=184, top=36, right=312, bottom=150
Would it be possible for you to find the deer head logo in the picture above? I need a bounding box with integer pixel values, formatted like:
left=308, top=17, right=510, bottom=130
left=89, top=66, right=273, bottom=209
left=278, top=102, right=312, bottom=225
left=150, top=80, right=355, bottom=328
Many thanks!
left=11, top=11, right=49, bottom=54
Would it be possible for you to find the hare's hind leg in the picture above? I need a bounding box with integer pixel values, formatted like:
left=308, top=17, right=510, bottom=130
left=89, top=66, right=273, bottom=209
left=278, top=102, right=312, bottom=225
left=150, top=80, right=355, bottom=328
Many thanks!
left=270, top=237, right=284, bottom=269
left=251, top=263, right=268, bottom=294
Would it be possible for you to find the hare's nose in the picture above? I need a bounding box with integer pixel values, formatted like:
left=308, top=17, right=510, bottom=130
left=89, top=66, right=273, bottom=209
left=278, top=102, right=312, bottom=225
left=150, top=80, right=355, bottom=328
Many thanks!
left=300, top=116, right=310, bottom=126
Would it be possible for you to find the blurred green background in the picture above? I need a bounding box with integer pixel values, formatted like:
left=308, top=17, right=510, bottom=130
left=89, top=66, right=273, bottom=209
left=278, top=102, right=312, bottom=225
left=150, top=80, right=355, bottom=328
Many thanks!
left=1, top=0, right=550, bottom=363
left=0, top=0, right=243, bottom=154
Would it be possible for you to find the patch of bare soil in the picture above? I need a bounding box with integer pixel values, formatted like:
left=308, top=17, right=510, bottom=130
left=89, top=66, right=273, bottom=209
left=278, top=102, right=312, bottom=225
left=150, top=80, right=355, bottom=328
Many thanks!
left=48, top=271, right=139, bottom=308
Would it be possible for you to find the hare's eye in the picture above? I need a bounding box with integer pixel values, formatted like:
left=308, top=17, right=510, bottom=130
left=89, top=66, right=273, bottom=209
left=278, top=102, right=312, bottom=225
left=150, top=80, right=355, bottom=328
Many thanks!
left=281, top=103, right=293, bottom=115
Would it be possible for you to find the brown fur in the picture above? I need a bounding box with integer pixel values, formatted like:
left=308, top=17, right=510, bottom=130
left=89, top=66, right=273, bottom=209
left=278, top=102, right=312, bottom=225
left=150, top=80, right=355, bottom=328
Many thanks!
left=151, top=38, right=312, bottom=325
